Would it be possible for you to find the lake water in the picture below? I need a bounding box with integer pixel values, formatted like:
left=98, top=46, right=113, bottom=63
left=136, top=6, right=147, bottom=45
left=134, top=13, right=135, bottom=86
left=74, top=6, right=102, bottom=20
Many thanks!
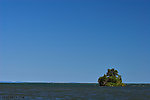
left=0, top=83, right=150, bottom=100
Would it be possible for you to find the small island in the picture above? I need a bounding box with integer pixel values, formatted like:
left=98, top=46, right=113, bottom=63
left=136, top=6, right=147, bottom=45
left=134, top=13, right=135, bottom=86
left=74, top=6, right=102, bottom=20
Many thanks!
left=98, top=68, right=125, bottom=86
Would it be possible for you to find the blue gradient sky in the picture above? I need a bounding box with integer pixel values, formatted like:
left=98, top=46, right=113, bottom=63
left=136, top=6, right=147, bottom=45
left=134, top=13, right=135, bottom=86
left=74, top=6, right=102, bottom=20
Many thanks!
left=0, top=0, right=150, bottom=83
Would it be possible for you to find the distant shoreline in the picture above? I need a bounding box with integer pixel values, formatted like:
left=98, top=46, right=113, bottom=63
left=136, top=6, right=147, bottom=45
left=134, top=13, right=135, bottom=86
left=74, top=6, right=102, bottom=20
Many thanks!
left=0, top=82, right=150, bottom=84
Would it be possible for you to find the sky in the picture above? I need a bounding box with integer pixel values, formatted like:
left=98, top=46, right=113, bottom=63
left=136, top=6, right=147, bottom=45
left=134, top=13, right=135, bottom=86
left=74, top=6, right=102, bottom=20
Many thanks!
left=0, top=0, right=150, bottom=83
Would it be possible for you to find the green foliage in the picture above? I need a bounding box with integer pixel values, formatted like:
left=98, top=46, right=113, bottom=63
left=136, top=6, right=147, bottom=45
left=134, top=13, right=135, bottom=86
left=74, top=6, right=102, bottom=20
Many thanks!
left=98, top=68, right=125, bottom=87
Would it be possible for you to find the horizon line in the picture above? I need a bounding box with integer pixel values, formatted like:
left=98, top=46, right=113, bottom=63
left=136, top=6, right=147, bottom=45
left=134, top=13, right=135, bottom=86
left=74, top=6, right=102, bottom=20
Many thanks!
left=0, top=81, right=150, bottom=84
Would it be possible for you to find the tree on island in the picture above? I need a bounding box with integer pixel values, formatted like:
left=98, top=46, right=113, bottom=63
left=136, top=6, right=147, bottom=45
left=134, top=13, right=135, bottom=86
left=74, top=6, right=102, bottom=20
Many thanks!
left=98, top=68, right=125, bottom=86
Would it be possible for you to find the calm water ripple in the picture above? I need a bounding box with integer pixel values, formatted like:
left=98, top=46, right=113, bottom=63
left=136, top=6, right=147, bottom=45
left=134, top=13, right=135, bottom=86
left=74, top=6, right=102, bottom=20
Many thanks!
left=0, top=83, right=150, bottom=100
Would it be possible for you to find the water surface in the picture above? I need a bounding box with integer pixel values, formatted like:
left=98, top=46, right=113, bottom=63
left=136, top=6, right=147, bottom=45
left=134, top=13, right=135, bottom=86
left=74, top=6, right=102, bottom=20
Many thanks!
left=0, top=83, right=150, bottom=100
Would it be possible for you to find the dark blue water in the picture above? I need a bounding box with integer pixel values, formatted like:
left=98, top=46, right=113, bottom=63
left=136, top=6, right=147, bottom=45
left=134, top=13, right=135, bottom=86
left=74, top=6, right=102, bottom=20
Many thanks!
left=0, top=83, right=150, bottom=100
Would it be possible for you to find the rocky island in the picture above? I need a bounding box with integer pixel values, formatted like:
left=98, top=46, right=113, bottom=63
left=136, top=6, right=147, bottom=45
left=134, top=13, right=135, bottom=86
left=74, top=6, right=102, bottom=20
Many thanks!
left=98, top=68, right=125, bottom=86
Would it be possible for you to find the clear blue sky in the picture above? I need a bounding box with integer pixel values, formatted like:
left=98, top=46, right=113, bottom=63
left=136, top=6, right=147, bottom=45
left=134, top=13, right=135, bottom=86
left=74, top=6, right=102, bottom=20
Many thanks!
left=0, top=0, right=150, bottom=83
